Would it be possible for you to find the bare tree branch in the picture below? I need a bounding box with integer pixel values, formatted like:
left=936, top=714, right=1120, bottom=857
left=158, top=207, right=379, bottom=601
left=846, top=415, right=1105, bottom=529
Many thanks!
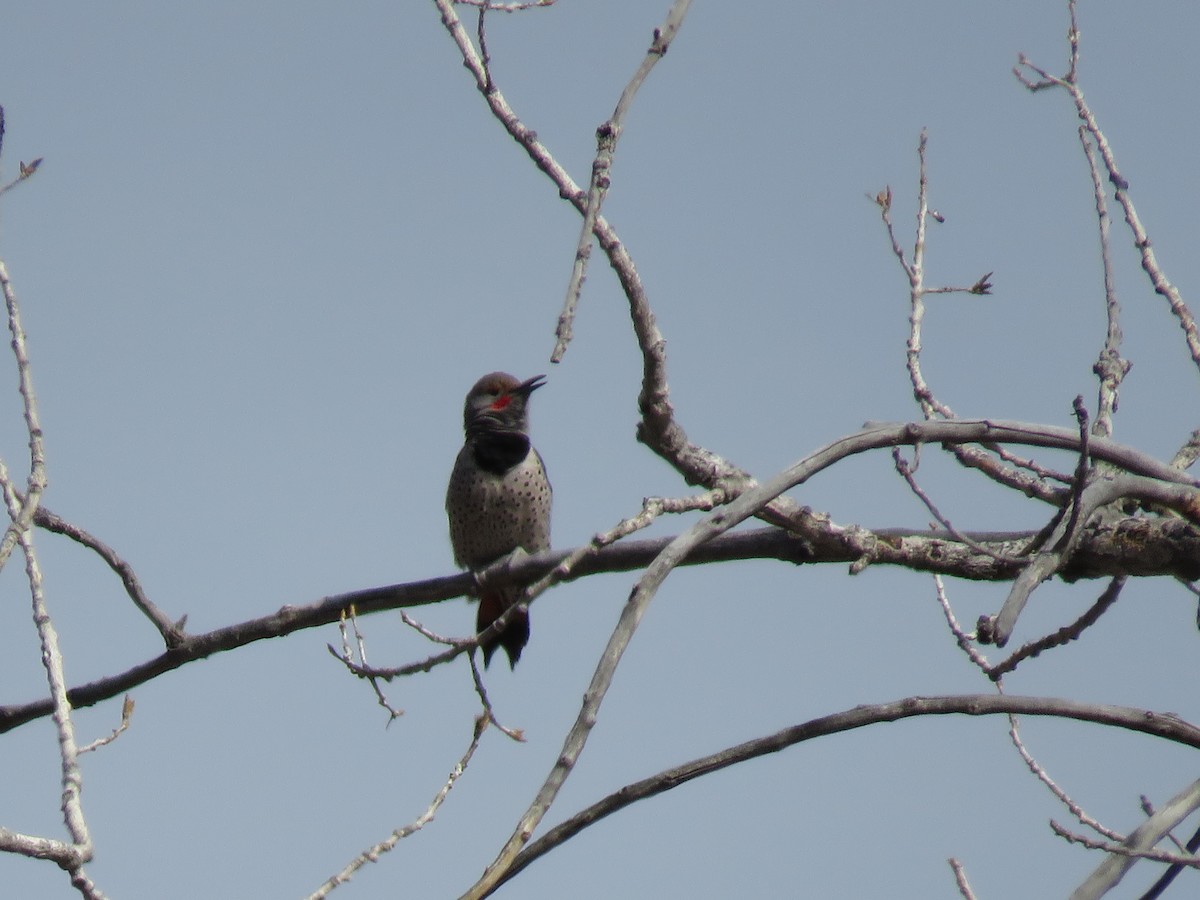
left=949, top=858, right=979, bottom=900
left=1016, top=0, right=1199, bottom=375
left=484, top=694, right=1200, bottom=893
left=990, top=469, right=1200, bottom=645
left=455, top=0, right=556, bottom=11
left=1008, top=712, right=1125, bottom=842
left=5, top=418, right=1196, bottom=734
left=307, top=715, right=487, bottom=899
left=0, top=105, right=44, bottom=198
left=78, top=696, right=135, bottom=755
left=553, top=0, right=692, bottom=361
left=32, top=505, right=184, bottom=645
left=892, top=445, right=1029, bottom=562
left=1138, top=816, right=1200, bottom=899
left=0, top=465, right=96, bottom=887
left=337, top=608, right=404, bottom=721
left=0, top=240, right=102, bottom=894
left=1172, top=429, right=1200, bottom=472
left=988, top=577, right=1125, bottom=679
left=0, top=259, right=47, bottom=572
left=878, top=134, right=1078, bottom=506
left=1078, top=125, right=1129, bottom=440
left=1070, top=777, right=1200, bottom=899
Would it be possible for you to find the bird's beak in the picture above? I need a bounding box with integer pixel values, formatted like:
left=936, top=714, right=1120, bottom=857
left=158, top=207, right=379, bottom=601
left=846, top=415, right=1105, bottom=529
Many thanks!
left=517, top=374, right=547, bottom=396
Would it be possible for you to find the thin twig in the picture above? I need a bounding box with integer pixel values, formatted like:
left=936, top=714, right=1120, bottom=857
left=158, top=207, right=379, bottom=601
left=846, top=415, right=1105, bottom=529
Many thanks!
left=328, top=640, right=465, bottom=680
left=1139, top=795, right=1188, bottom=855
left=1053, top=820, right=1200, bottom=867
left=1009, top=713, right=1124, bottom=841
left=338, top=607, right=403, bottom=721
left=1016, top=0, right=1199, bottom=374
left=399, top=610, right=458, bottom=647
left=893, top=447, right=1029, bottom=562
left=985, top=443, right=1073, bottom=485
left=468, top=654, right=525, bottom=741
left=524, top=489, right=727, bottom=602
left=474, top=4, right=495, bottom=93
left=903, top=131, right=951, bottom=420
left=306, top=715, right=488, bottom=899
left=1171, top=429, right=1200, bottom=471
left=1057, top=396, right=1093, bottom=551
left=553, top=0, right=693, bottom=361
left=879, top=137, right=1063, bottom=506
left=33, top=505, right=184, bottom=645
left=78, top=696, right=135, bottom=755
left=1078, top=126, right=1128, bottom=440
left=932, top=576, right=992, bottom=673
left=0, top=259, right=48, bottom=573
left=987, top=577, right=1125, bottom=679
left=0, top=104, right=42, bottom=198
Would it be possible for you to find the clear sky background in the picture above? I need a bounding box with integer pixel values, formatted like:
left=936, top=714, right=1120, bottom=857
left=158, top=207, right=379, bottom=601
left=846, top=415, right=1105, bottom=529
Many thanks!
left=1, top=2, right=1199, bottom=897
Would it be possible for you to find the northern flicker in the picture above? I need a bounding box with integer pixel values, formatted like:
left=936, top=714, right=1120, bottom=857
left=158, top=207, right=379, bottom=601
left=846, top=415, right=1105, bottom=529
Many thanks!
left=446, top=372, right=552, bottom=668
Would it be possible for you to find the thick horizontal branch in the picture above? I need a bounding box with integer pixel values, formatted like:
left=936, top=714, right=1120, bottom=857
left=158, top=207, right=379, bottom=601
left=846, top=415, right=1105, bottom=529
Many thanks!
left=1, top=529, right=804, bottom=733
left=8, top=414, right=1197, bottom=734
left=4, top=510, right=1197, bottom=734
left=491, top=694, right=1200, bottom=892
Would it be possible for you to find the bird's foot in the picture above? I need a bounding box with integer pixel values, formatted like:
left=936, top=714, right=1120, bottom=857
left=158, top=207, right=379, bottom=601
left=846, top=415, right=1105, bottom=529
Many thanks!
left=473, top=547, right=532, bottom=595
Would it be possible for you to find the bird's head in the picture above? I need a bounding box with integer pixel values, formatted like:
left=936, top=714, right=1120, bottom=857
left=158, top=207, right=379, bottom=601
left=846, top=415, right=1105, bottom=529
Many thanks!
left=463, top=372, right=546, bottom=436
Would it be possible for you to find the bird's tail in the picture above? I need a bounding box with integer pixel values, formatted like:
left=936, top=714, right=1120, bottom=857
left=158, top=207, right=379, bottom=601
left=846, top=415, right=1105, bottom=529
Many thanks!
left=477, top=589, right=530, bottom=669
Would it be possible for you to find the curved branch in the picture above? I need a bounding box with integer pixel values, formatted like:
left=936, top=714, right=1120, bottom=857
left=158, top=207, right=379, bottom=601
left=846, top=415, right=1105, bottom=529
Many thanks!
left=33, top=505, right=183, bottom=645
left=489, top=694, right=1200, bottom=893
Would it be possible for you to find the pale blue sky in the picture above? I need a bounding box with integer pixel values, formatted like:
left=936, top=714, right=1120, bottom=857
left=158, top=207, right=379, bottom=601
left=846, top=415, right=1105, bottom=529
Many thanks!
left=2, top=2, right=1199, bottom=897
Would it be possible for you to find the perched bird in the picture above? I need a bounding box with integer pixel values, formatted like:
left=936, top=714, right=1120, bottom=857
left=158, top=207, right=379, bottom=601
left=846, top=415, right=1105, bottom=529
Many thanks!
left=446, top=372, right=552, bottom=668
